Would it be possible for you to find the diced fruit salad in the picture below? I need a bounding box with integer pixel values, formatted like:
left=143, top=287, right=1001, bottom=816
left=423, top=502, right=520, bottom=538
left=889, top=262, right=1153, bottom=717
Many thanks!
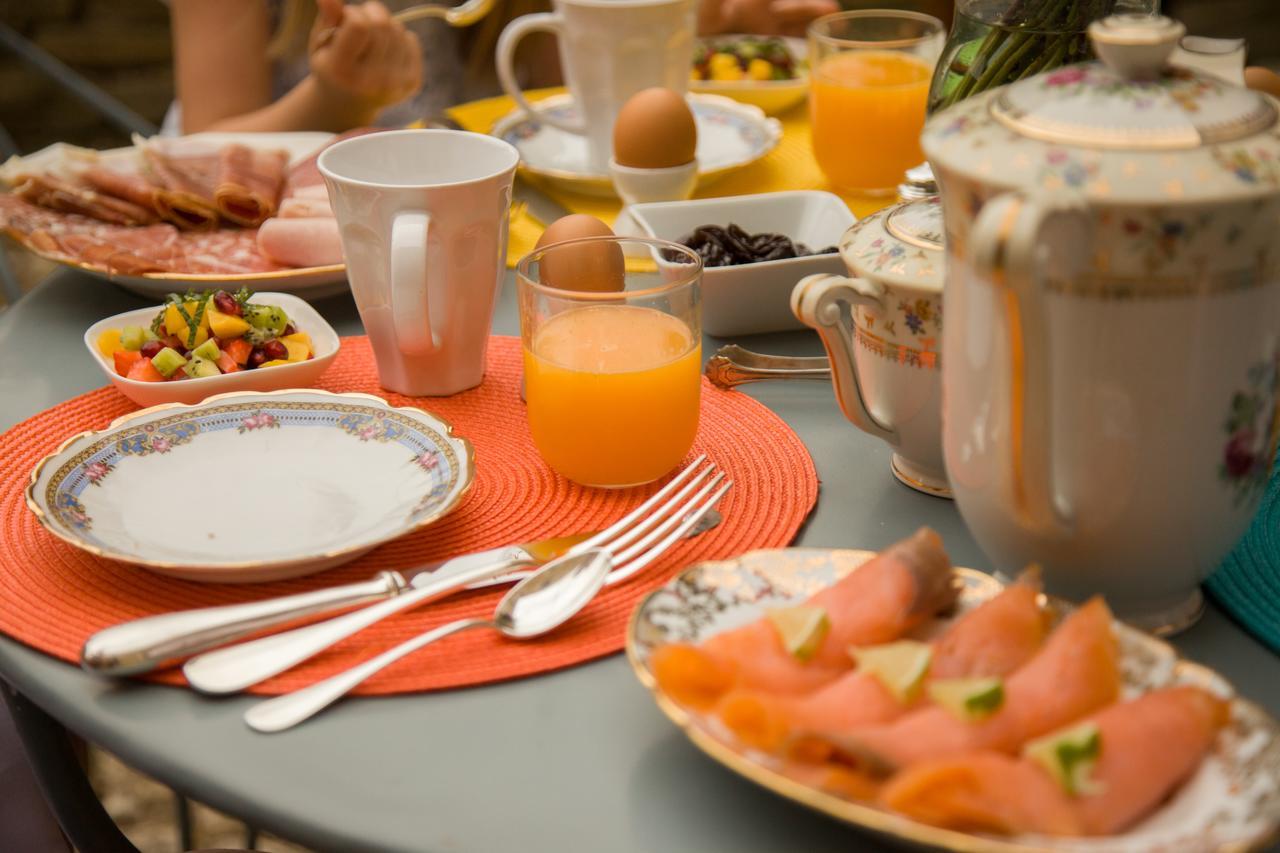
left=96, top=290, right=313, bottom=383
left=692, top=37, right=800, bottom=82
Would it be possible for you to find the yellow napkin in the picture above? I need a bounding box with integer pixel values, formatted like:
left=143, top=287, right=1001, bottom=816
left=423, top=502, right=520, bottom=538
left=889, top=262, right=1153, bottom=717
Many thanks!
left=448, top=89, right=894, bottom=268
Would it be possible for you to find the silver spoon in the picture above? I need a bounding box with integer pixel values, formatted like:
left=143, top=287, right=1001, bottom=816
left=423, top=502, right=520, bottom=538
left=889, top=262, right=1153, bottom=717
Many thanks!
left=315, top=0, right=496, bottom=45
left=244, top=549, right=612, bottom=733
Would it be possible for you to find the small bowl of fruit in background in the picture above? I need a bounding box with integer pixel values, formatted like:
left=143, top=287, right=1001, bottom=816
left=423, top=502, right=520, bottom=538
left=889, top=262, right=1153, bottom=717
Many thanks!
left=690, top=36, right=808, bottom=116
left=86, top=291, right=340, bottom=407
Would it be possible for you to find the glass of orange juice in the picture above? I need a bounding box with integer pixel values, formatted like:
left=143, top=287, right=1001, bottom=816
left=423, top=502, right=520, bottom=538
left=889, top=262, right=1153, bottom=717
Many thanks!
left=518, top=237, right=702, bottom=488
left=809, top=10, right=944, bottom=196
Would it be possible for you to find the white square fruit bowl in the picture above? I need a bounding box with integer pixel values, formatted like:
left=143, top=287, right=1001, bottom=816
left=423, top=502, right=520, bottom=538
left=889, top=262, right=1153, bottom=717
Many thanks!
left=622, top=191, right=855, bottom=337
left=85, top=292, right=341, bottom=408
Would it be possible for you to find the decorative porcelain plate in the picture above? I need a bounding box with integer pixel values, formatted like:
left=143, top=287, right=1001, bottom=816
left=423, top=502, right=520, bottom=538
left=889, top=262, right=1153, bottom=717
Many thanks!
left=83, top=292, right=341, bottom=408
left=1, top=132, right=349, bottom=299
left=492, top=93, right=783, bottom=198
left=627, top=549, right=1280, bottom=853
left=26, top=391, right=474, bottom=583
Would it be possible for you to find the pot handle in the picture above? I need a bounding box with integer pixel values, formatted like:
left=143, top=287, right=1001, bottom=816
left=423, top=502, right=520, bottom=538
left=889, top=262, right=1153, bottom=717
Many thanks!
left=792, top=273, right=897, bottom=445
left=969, top=191, right=1092, bottom=531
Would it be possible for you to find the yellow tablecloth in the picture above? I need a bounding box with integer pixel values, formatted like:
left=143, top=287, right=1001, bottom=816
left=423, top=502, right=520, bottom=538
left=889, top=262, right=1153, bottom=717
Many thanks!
left=447, top=89, right=893, bottom=267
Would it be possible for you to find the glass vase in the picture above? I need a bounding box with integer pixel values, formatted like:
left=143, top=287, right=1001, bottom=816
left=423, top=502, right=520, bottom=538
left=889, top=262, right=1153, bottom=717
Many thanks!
left=927, top=0, right=1160, bottom=113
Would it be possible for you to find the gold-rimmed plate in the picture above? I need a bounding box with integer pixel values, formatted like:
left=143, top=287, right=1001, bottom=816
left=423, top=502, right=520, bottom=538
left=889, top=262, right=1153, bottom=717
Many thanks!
left=25, top=390, right=475, bottom=583
left=626, top=549, right=1280, bottom=852
left=1, top=132, right=349, bottom=299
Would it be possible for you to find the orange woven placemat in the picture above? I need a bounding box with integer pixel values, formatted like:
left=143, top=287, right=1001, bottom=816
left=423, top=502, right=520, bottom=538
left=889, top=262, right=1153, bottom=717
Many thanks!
left=0, top=335, right=817, bottom=695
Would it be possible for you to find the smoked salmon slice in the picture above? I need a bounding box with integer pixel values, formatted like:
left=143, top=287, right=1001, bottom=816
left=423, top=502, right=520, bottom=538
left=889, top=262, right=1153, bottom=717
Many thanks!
left=717, top=578, right=1048, bottom=752
left=796, top=598, right=1120, bottom=773
left=880, top=686, right=1229, bottom=836
left=650, top=528, right=957, bottom=710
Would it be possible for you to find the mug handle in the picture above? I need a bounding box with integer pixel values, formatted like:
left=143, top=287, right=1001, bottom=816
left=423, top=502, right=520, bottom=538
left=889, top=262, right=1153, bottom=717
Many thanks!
left=391, top=211, right=436, bottom=355
left=969, top=191, right=1091, bottom=531
left=496, top=13, right=584, bottom=135
left=792, top=273, right=897, bottom=445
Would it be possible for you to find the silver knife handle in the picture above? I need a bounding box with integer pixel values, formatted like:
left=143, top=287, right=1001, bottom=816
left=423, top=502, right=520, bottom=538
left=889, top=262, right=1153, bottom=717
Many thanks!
left=81, top=572, right=404, bottom=677
left=182, top=557, right=531, bottom=695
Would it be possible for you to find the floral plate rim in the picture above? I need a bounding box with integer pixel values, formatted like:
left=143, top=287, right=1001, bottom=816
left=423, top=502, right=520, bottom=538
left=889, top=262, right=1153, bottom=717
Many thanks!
left=24, top=389, right=476, bottom=577
left=626, top=548, right=1280, bottom=853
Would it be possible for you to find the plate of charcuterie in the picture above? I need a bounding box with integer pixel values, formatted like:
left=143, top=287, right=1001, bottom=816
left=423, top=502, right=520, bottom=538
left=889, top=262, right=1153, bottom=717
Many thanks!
left=0, top=131, right=362, bottom=299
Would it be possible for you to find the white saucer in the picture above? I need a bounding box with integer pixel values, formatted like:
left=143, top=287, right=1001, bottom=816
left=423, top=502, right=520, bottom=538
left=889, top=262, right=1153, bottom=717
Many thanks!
left=492, top=93, right=783, bottom=198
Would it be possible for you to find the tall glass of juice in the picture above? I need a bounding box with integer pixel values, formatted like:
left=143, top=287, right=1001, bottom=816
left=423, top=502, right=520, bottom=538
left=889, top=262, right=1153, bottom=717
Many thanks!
left=809, top=10, right=944, bottom=196
left=518, top=237, right=702, bottom=488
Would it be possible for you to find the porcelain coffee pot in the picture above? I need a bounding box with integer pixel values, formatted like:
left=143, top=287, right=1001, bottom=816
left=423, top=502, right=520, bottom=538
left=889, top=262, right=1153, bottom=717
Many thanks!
left=922, top=14, right=1280, bottom=633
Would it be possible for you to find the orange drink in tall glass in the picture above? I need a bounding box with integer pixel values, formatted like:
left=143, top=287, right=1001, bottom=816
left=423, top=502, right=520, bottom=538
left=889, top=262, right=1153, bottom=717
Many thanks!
left=809, top=11, right=944, bottom=196
left=519, top=238, right=702, bottom=488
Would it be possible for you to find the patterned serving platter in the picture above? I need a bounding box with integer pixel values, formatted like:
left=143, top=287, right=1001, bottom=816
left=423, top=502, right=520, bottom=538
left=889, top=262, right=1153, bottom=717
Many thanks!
left=25, top=390, right=474, bottom=582
left=492, top=93, right=782, bottom=198
left=627, top=549, right=1280, bottom=852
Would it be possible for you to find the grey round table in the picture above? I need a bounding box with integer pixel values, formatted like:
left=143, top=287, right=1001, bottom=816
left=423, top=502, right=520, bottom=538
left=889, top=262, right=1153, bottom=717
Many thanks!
left=1, top=269, right=1278, bottom=853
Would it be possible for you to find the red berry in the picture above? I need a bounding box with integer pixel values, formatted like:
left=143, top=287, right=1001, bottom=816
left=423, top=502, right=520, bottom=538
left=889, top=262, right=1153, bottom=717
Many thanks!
left=261, top=339, right=288, bottom=362
left=248, top=347, right=268, bottom=368
left=282, top=323, right=297, bottom=336
left=213, top=291, right=242, bottom=317
left=139, top=340, right=164, bottom=359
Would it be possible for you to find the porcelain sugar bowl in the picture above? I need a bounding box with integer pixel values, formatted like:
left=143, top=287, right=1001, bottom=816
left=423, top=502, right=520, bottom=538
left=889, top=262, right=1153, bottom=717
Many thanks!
left=792, top=195, right=947, bottom=497
left=922, top=14, right=1280, bottom=633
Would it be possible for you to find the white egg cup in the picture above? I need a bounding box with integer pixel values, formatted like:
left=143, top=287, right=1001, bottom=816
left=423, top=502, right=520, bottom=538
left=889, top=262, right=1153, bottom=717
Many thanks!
left=609, top=158, right=698, bottom=205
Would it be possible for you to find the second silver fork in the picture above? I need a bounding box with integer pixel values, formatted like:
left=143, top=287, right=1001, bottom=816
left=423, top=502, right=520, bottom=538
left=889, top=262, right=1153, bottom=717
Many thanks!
left=183, top=458, right=731, bottom=694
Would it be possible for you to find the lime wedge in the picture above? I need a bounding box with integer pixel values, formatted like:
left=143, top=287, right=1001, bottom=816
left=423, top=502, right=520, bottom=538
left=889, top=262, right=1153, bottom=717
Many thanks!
left=849, top=640, right=933, bottom=703
left=927, top=677, right=1005, bottom=721
left=767, top=605, right=830, bottom=662
left=1023, top=720, right=1105, bottom=796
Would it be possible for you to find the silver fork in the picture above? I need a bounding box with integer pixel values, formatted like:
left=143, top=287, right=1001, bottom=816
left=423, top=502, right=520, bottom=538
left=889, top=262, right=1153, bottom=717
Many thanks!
left=183, top=458, right=731, bottom=694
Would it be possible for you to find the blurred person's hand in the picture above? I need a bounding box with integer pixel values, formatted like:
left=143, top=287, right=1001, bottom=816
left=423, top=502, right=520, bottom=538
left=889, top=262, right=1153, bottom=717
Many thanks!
left=309, top=0, right=424, bottom=114
left=1245, top=67, right=1280, bottom=100
left=699, top=0, right=839, bottom=38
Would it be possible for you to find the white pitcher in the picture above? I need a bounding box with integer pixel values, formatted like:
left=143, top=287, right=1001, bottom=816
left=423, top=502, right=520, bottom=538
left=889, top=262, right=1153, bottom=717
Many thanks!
left=922, top=15, right=1280, bottom=633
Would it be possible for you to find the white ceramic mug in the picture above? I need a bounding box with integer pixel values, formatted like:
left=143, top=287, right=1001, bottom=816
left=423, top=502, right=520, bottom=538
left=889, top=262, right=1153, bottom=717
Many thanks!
left=319, top=130, right=518, bottom=396
left=496, top=0, right=696, bottom=173
left=792, top=199, right=948, bottom=497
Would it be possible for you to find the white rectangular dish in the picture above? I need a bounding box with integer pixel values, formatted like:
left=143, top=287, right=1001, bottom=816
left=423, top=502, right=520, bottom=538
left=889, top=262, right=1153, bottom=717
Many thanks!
left=84, top=291, right=340, bottom=408
left=621, top=191, right=855, bottom=336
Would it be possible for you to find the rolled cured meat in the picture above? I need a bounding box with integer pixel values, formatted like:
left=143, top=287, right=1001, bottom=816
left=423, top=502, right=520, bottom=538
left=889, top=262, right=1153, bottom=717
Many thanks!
left=81, top=166, right=162, bottom=216
left=142, top=148, right=220, bottom=231
left=14, top=173, right=156, bottom=226
left=214, top=144, right=288, bottom=226
left=257, top=216, right=343, bottom=267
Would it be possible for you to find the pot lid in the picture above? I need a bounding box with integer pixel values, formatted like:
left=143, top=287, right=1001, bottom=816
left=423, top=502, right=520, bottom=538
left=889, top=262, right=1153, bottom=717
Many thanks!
left=990, top=16, right=1274, bottom=150
left=841, top=196, right=943, bottom=289
left=921, top=15, right=1280, bottom=204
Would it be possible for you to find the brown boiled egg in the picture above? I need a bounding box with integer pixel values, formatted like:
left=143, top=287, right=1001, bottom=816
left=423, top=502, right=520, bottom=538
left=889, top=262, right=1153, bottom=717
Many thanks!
left=534, top=214, right=626, bottom=292
left=613, top=88, right=698, bottom=169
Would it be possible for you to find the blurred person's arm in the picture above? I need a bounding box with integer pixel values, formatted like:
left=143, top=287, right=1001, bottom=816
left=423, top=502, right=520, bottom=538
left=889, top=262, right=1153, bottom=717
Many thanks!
left=698, top=0, right=839, bottom=38
left=171, top=0, right=423, bottom=133
left=1246, top=67, right=1280, bottom=99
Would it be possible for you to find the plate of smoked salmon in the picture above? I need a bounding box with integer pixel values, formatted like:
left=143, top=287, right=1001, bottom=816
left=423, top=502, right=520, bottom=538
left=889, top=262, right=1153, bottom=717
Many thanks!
left=627, top=529, right=1280, bottom=852
left=0, top=131, right=359, bottom=299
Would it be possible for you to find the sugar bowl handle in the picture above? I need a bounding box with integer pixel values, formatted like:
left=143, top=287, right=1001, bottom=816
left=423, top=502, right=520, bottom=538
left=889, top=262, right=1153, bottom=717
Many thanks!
left=969, top=191, right=1092, bottom=532
left=792, top=273, right=897, bottom=445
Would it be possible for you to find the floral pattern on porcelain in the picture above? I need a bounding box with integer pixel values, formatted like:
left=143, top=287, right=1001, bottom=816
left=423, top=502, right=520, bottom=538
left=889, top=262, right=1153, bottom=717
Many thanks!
left=1221, top=354, right=1280, bottom=507
left=42, top=400, right=464, bottom=551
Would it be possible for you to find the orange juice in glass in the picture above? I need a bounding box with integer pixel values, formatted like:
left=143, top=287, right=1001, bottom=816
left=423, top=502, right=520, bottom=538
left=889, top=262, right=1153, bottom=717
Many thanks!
left=519, top=237, right=702, bottom=488
left=809, top=11, right=944, bottom=196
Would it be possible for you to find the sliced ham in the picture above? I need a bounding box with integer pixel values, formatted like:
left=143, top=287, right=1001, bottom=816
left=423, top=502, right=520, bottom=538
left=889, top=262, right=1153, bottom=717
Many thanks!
left=278, top=196, right=332, bottom=218
left=142, top=147, right=220, bottom=231
left=82, top=166, right=162, bottom=216
left=257, top=216, right=343, bottom=267
left=289, top=184, right=331, bottom=201
left=14, top=173, right=156, bottom=226
left=214, top=144, right=288, bottom=227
